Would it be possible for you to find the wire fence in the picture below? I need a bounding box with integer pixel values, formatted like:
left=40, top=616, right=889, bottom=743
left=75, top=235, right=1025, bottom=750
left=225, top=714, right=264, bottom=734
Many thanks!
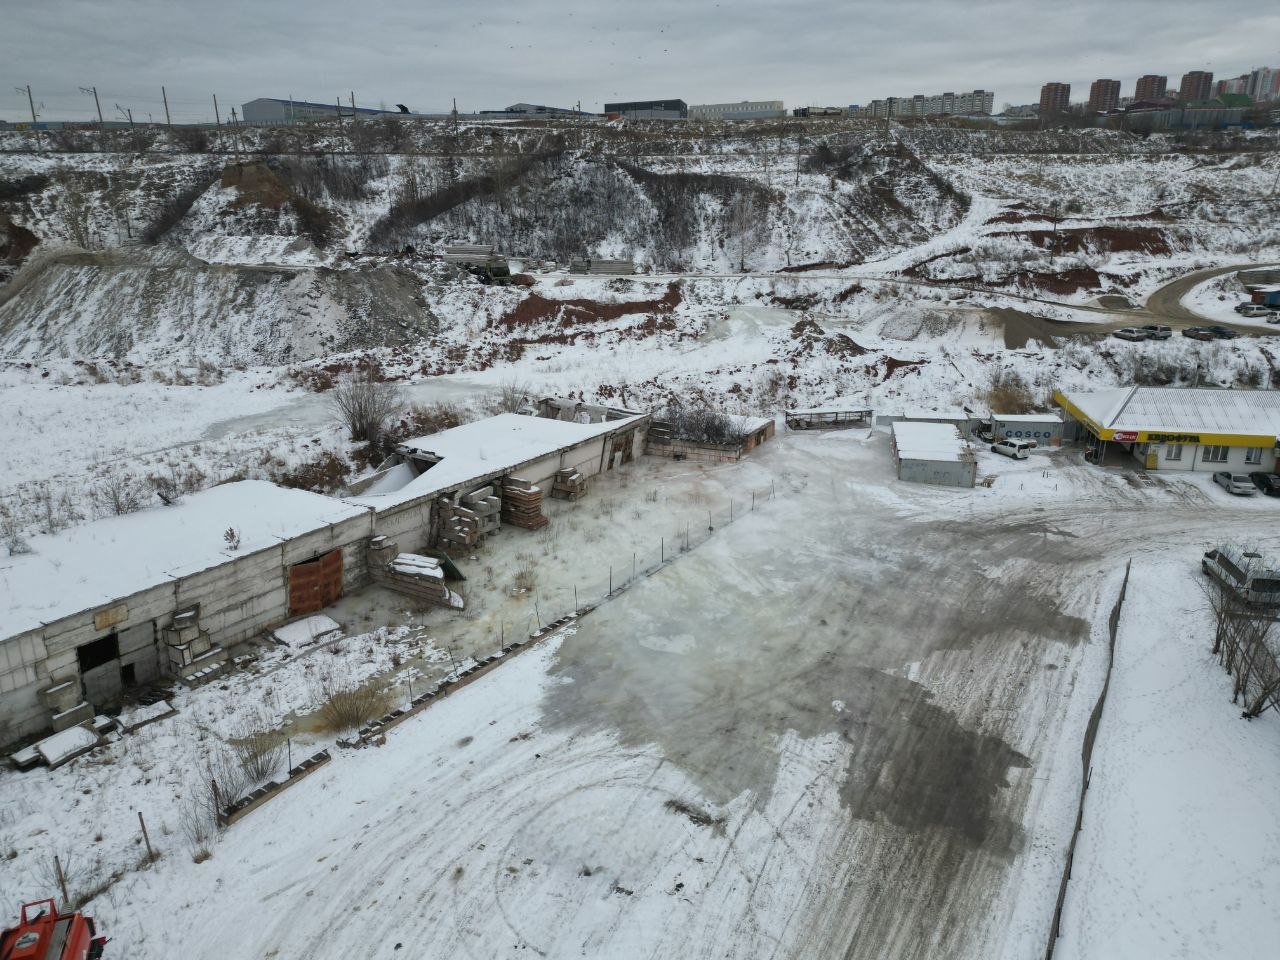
left=481, top=480, right=780, bottom=646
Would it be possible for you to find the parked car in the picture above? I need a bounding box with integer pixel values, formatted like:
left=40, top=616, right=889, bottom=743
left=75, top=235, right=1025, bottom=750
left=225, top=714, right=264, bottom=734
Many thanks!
left=990, top=438, right=1032, bottom=460
left=1202, top=546, right=1280, bottom=607
left=1208, top=325, right=1241, bottom=340
left=1111, top=327, right=1148, bottom=341
left=1213, top=471, right=1258, bottom=496
left=1182, top=326, right=1217, bottom=341
left=1250, top=472, right=1280, bottom=497
left=1236, top=303, right=1272, bottom=318
left=1141, top=324, right=1172, bottom=339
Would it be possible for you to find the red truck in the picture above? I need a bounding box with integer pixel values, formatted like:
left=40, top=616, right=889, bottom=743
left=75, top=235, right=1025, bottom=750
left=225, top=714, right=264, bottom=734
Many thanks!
left=0, top=900, right=106, bottom=960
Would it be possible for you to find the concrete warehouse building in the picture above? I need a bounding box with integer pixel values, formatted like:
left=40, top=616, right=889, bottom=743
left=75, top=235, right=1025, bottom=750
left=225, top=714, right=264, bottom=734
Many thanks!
left=688, top=100, right=786, bottom=120
left=1, top=402, right=651, bottom=748
left=891, top=422, right=978, bottom=488
left=0, top=481, right=372, bottom=745
left=1055, top=386, right=1280, bottom=472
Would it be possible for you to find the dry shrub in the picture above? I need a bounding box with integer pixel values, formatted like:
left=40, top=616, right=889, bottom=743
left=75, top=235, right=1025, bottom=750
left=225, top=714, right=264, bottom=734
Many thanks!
left=230, top=714, right=285, bottom=785
left=661, top=399, right=742, bottom=445
left=311, top=669, right=391, bottom=733
left=331, top=366, right=403, bottom=448
left=513, top=553, right=537, bottom=594
left=385, top=401, right=470, bottom=445
left=90, top=473, right=147, bottom=517
left=985, top=369, right=1037, bottom=414
left=272, top=451, right=351, bottom=494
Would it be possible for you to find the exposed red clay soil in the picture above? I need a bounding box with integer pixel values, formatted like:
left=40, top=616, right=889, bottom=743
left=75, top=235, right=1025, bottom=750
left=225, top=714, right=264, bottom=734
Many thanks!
left=833, top=283, right=866, bottom=303
left=498, top=282, right=681, bottom=329
left=1009, top=266, right=1117, bottom=295
left=875, top=356, right=929, bottom=380
left=1013, top=225, right=1172, bottom=256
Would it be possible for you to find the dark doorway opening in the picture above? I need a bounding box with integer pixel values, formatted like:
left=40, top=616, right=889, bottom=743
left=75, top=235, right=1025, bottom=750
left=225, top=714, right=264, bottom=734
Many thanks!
left=77, top=634, right=120, bottom=673
left=120, top=663, right=137, bottom=688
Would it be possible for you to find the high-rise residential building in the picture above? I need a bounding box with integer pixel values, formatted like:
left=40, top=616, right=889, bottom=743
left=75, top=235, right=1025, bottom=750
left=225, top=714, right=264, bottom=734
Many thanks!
left=1134, top=74, right=1168, bottom=102
left=1178, top=70, right=1213, bottom=103
left=1039, top=82, right=1071, bottom=115
left=1087, top=79, right=1121, bottom=113
left=1246, top=66, right=1279, bottom=101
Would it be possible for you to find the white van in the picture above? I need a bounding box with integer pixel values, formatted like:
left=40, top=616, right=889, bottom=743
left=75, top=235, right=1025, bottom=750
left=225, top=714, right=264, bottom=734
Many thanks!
left=990, top=438, right=1032, bottom=460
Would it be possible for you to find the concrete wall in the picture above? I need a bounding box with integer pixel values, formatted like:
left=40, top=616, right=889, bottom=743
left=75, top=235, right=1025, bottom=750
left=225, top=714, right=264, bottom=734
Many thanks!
left=897, top=456, right=977, bottom=488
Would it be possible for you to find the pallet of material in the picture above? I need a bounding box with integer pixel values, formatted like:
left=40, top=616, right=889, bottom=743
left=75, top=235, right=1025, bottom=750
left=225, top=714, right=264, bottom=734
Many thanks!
left=501, top=479, right=549, bottom=529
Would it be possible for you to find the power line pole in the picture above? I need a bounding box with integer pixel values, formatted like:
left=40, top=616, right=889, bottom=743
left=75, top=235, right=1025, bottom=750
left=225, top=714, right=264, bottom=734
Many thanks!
left=212, top=93, right=221, bottom=126
left=350, top=91, right=358, bottom=124
left=17, top=85, right=42, bottom=150
left=230, top=107, right=241, bottom=161
left=161, top=85, right=171, bottom=127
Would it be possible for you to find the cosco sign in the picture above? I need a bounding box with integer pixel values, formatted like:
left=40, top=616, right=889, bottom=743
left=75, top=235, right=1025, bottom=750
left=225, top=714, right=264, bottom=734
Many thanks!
left=1004, top=428, right=1057, bottom=440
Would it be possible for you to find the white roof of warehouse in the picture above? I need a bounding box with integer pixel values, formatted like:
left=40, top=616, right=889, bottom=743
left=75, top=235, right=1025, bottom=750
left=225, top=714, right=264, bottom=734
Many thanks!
left=892, top=421, right=974, bottom=462
left=349, top=412, right=645, bottom=508
left=0, top=480, right=366, bottom=639
left=993, top=412, right=1063, bottom=423
left=1060, top=386, right=1280, bottom=437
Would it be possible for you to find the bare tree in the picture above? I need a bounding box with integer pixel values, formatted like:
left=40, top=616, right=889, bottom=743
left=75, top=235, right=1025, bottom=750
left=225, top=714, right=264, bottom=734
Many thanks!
left=330, top=367, right=403, bottom=449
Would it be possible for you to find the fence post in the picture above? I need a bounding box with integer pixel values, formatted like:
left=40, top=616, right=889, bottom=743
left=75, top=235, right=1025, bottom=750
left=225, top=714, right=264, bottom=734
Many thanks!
left=54, top=854, right=69, bottom=909
left=661, top=537, right=664, bottom=562
left=752, top=491, right=756, bottom=511
left=138, top=810, right=155, bottom=862
left=730, top=500, right=734, bottom=523
left=573, top=585, right=578, bottom=612
left=609, top=566, right=613, bottom=595
left=287, top=737, right=293, bottom=771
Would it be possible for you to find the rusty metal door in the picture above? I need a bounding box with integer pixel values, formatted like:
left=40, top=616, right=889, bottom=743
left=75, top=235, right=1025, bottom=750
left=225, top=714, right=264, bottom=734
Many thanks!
left=289, top=549, right=344, bottom=616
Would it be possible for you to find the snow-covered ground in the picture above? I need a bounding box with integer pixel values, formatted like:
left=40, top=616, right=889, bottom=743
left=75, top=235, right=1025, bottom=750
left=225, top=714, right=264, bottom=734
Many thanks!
left=6, top=431, right=1280, bottom=958
left=1056, top=556, right=1280, bottom=960
left=1182, top=269, right=1280, bottom=328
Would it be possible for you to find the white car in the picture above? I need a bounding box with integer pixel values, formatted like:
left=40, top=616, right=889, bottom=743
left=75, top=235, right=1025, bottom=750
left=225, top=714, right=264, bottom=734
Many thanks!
left=1235, top=303, right=1271, bottom=318
left=991, top=438, right=1032, bottom=460
left=1213, top=471, right=1258, bottom=496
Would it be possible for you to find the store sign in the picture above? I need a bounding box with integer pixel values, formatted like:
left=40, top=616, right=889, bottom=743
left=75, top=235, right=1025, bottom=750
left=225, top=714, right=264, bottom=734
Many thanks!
left=1147, top=433, right=1201, bottom=444
left=1112, top=431, right=1139, bottom=443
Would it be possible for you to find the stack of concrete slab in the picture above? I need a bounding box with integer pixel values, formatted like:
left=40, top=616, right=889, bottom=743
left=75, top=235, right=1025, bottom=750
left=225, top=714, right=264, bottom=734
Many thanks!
left=442, top=244, right=497, bottom=266
left=367, top=537, right=463, bottom=608
left=165, top=608, right=227, bottom=686
left=439, top=500, right=481, bottom=548
left=461, top=485, right=503, bottom=537
left=39, top=679, right=92, bottom=733
left=569, top=258, right=635, bottom=276
left=551, top=468, right=588, bottom=501
left=502, top=477, right=549, bottom=529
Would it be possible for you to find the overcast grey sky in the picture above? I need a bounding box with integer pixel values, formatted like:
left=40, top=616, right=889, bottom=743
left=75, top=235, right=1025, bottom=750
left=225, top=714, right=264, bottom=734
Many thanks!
left=5, top=0, right=1279, bottom=122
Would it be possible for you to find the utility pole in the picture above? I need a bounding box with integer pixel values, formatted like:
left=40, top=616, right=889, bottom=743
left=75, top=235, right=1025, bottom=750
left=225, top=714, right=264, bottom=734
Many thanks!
left=350, top=91, right=358, bottom=125
left=161, top=85, right=171, bottom=127
left=17, top=85, right=41, bottom=149
left=335, top=97, right=344, bottom=128
left=794, top=135, right=801, bottom=187
left=80, top=86, right=104, bottom=130
left=230, top=107, right=241, bottom=162
left=212, top=93, right=221, bottom=126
